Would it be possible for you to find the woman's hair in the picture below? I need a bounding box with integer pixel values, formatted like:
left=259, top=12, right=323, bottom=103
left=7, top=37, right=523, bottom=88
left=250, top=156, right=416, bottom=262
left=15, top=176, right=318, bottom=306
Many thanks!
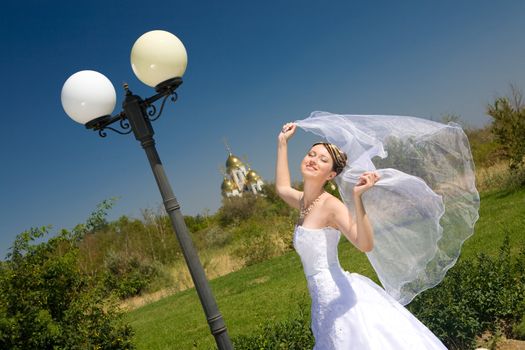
left=312, top=142, right=348, bottom=175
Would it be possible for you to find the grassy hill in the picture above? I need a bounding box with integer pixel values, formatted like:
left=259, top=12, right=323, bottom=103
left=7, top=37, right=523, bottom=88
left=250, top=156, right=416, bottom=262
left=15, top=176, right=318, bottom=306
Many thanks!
left=125, top=187, right=525, bottom=349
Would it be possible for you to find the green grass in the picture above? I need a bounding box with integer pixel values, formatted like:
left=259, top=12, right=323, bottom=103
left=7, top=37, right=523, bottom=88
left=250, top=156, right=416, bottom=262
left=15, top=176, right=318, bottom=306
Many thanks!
left=125, top=187, right=525, bottom=349
left=460, top=186, right=525, bottom=259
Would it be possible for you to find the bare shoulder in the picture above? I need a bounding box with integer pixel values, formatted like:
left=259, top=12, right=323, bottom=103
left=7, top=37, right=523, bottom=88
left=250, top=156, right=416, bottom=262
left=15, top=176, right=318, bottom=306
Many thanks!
left=323, top=193, right=354, bottom=230
left=323, top=193, right=346, bottom=211
left=322, top=193, right=347, bottom=218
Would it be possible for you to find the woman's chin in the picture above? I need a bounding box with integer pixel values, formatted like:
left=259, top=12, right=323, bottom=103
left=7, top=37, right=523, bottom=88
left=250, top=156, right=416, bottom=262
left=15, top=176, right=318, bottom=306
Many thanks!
left=301, top=172, right=321, bottom=181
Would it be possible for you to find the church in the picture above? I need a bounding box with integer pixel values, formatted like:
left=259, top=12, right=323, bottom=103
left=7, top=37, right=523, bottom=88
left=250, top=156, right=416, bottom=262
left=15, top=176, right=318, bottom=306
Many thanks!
left=221, top=152, right=264, bottom=198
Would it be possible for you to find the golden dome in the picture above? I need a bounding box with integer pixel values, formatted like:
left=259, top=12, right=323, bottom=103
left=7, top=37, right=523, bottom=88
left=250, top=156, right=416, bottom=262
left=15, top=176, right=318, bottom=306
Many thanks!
left=221, top=178, right=236, bottom=192
left=245, top=169, right=261, bottom=183
left=226, top=153, right=244, bottom=169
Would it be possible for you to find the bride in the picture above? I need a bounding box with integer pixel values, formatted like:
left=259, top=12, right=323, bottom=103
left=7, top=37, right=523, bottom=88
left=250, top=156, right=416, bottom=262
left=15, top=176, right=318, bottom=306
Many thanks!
left=276, top=121, right=449, bottom=349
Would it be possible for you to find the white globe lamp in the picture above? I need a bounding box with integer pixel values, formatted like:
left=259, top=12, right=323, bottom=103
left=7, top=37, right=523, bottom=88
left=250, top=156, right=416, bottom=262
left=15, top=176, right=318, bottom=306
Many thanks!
left=131, top=30, right=188, bottom=88
left=61, top=70, right=116, bottom=125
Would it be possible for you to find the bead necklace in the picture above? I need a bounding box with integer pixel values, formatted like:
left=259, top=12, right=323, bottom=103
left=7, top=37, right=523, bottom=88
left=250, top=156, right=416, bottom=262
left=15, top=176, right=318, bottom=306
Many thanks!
left=299, top=191, right=326, bottom=219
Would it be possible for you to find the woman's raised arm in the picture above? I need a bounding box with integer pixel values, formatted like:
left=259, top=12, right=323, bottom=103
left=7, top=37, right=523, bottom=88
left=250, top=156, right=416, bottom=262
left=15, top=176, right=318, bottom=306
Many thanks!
left=327, top=171, right=380, bottom=252
left=276, top=123, right=302, bottom=209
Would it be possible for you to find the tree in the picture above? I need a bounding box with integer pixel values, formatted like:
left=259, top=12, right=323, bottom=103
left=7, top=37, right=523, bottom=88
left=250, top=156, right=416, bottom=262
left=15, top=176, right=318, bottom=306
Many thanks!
left=487, top=85, right=525, bottom=170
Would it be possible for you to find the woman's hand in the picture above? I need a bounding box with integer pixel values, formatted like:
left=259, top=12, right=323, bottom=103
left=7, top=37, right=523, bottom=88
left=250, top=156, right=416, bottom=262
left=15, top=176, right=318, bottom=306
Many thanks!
left=353, top=171, right=380, bottom=197
left=279, top=122, right=296, bottom=142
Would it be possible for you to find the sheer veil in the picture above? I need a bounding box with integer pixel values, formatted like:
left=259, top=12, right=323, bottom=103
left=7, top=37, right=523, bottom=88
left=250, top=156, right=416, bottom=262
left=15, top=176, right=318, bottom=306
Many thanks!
left=295, top=111, right=480, bottom=305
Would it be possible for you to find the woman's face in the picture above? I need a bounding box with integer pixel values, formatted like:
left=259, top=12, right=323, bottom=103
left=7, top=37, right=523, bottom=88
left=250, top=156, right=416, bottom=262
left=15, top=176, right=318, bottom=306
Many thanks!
left=301, top=144, right=336, bottom=181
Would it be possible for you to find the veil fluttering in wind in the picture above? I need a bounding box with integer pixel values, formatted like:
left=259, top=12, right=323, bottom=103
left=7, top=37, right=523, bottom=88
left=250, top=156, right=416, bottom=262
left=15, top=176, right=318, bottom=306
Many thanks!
left=295, top=111, right=480, bottom=305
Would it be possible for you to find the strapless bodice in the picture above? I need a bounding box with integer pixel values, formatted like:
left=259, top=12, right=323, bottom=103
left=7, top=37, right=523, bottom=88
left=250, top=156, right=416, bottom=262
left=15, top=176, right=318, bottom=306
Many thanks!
left=293, top=225, right=342, bottom=277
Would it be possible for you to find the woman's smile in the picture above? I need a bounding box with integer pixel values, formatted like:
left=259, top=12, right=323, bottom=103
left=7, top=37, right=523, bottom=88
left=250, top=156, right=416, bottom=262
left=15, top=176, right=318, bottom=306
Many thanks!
left=306, top=163, right=317, bottom=170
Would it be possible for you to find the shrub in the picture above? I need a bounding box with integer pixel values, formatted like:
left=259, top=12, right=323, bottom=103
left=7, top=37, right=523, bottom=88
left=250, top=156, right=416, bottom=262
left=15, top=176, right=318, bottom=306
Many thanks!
left=232, top=299, right=314, bottom=349
left=408, top=235, right=525, bottom=349
left=232, top=219, right=290, bottom=266
left=184, top=214, right=211, bottom=233
left=465, top=124, right=505, bottom=168
left=217, top=193, right=260, bottom=227
left=203, top=226, right=232, bottom=248
left=103, top=250, right=164, bottom=299
left=513, top=316, right=525, bottom=340
left=0, top=221, right=134, bottom=349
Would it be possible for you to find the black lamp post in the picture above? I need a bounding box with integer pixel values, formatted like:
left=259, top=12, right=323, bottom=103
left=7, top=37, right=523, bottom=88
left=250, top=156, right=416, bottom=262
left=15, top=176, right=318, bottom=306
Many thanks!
left=61, top=30, right=233, bottom=350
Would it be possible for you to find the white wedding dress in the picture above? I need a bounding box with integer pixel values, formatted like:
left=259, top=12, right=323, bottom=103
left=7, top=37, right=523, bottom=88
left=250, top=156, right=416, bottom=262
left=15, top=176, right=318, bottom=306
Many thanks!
left=293, top=225, right=448, bottom=350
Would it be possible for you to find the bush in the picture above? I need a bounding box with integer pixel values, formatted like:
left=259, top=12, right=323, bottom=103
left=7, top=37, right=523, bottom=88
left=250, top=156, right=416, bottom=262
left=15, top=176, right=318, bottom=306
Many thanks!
left=233, top=221, right=284, bottom=266
left=465, top=124, right=506, bottom=168
left=513, top=316, right=525, bottom=340
left=476, top=160, right=525, bottom=193
left=203, top=226, right=232, bottom=248
left=184, top=214, right=211, bottom=233
left=0, top=221, right=134, bottom=349
left=408, top=235, right=525, bottom=349
left=217, top=193, right=260, bottom=227
left=232, top=299, right=314, bottom=349
left=103, top=251, right=165, bottom=299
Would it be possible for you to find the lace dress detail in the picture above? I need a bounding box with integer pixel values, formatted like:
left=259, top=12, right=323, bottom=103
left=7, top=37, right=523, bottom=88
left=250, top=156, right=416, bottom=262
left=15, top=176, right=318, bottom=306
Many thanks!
left=293, top=225, right=448, bottom=350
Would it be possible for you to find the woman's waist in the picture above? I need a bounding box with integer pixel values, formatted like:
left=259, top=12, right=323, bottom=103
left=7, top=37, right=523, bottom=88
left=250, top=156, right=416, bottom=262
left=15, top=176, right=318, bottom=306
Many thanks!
left=303, top=262, right=345, bottom=278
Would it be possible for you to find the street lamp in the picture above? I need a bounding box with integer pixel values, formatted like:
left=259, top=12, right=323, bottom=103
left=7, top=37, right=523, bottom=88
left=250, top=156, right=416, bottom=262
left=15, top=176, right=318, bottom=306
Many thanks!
left=61, top=30, right=233, bottom=349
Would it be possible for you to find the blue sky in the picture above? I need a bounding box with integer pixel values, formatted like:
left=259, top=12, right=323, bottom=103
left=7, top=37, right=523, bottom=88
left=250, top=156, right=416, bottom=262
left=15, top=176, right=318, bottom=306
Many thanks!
left=1, top=1, right=524, bottom=257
